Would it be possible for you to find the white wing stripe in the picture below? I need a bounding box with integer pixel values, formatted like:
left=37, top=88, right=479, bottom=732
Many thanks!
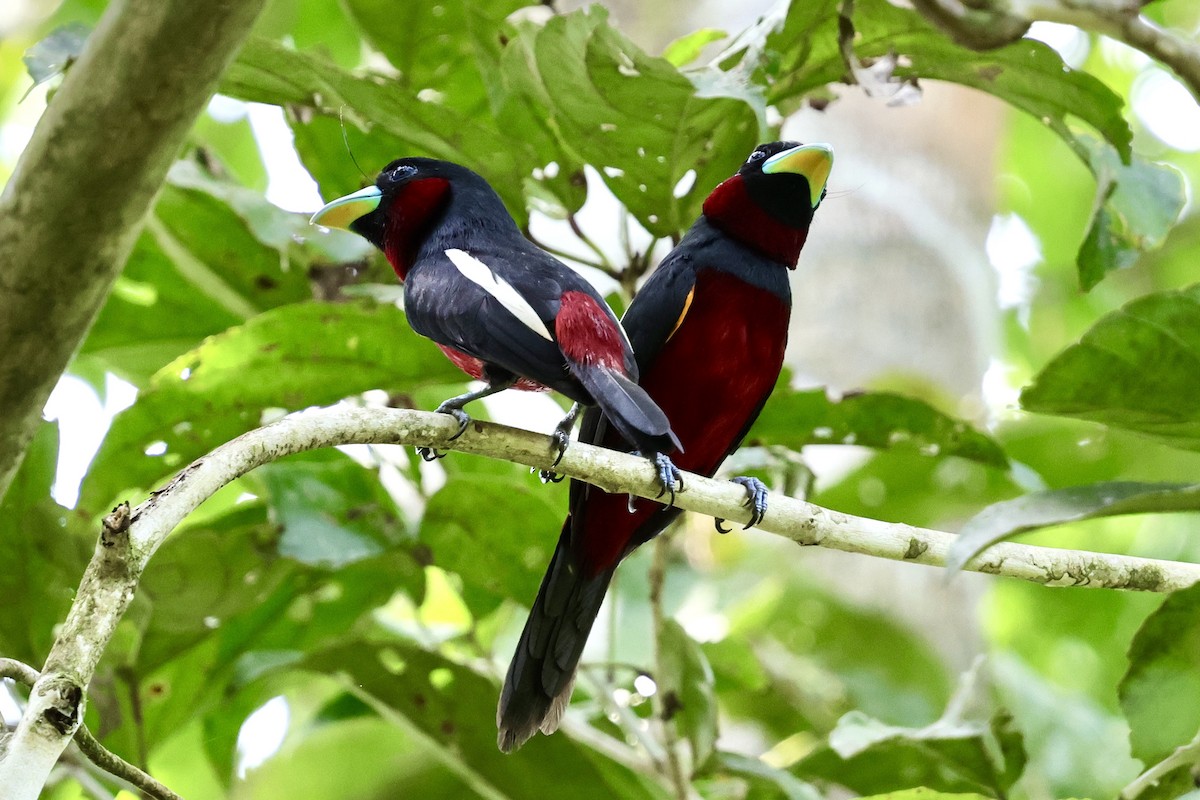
left=445, top=248, right=554, bottom=341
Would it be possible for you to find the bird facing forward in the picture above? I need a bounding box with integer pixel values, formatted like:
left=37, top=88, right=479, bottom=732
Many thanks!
left=497, top=141, right=834, bottom=752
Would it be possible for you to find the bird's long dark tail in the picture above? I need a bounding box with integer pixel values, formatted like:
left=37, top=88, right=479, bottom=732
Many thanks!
left=497, top=522, right=615, bottom=753
left=572, top=364, right=682, bottom=454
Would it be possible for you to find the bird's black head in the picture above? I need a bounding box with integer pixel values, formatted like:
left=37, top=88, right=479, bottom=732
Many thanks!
left=701, top=140, right=834, bottom=267
left=310, top=157, right=501, bottom=279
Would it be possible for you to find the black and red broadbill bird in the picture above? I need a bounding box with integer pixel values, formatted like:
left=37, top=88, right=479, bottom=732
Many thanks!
left=497, top=141, right=834, bottom=752
left=309, top=158, right=682, bottom=486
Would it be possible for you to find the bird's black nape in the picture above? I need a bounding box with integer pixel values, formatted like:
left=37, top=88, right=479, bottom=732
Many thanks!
left=738, top=140, right=818, bottom=230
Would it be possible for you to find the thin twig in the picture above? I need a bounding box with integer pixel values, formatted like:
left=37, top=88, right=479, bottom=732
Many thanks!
left=0, top=659, right=181, bottom=800
left=523, top=228, right=610, bottom=273
left=650, top=537, right=690, bottom=800
left=567, top=212, right=617, bottom=274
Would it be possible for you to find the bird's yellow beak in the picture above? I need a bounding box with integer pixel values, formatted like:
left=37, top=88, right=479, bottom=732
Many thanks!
left=309, top=185, right=383, bottom=230
left=762, top=143, right=834, bottom=209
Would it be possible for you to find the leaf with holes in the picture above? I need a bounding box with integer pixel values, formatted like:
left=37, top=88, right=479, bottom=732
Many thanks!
left=500, top=7, right=761, bottom=236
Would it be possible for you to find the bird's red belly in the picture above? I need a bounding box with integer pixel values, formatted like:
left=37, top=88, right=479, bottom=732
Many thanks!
left=577, top=270, right=790, bottom=572
left=436, top=345, right=546, bottom=391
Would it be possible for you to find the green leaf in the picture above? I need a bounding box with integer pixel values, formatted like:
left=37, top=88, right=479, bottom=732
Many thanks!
left=1020, top=285, right=1200, bottom=449
left=710, top=751, right=822, bottom=800
left=500, top=7, right=761, bottom=236
left=761, top=0, right=1131, bottom=160
left=259, top=450, right=411, bottom=568
left=221, top=36, right=540, bottom=225
left=946, top=481, right=1200, bottom=575
left=79, top=164, right=341, bottom=383
left=79, top=301, right=463, bottom=515
left=1120, top=583, right=1200, bottom=765
left=22, top=22, right=90, bottom=91
left=658, top=619, right=719, bottom=769
left=419, top=475, right=563, bottom=614
left=857, top=791, right=993, bottom=800
left=797, top=662, right=1026, bottom=796
left=749, top=384, right=1008, bottom=468
left=301, top=640, right=668, bottom=799
left=0, top=423, right=91, bottom=665
left=1077, top=141, right=1185, bottom=290
left=342, top=0, right=527, bottom=116
left=662, top=28, right=727, bottom=67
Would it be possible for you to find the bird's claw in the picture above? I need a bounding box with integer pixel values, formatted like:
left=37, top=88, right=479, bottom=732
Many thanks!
left=718, top=476, right=768, bottom=531
left=651, top=452, right=684, bottom=508
left=433, top=404, right=471, bottom=441
left=536, top=468, right=566, bottom=484
left=536, top=427, right=572, bottom=483
left=416, top=446, right=446, bottom=462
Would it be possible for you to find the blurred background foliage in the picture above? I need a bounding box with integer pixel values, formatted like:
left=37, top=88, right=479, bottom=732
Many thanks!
left=2, top=0, right=1200, bottom=797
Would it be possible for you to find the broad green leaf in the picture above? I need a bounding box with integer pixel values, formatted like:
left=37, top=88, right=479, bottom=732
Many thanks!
left=500, top=7, right=760, bottom=236
left=252, top=0, right=363, bottom=69
left=0, top=423, right=90, bottom=665
left=749, top=384, right=1008, bottom=468
left=1120, top=583, right=1200, bottom=765
left=797, top=662, right=1025, bottom=796
left=708, top=752, right=822, bottom=800
left=760, top=0, right=1131, bottom=160
left=22, top=22, right=89, bottom=90
left=221, top=36, right=539, bottom=223
left=658, top=619, right=719, bottom=770
left=723, top=572, right=951, bottom=735
left=302, top=640, right=668, bottom=799
left=858, top=791, right=993, bottom=800
left=79, top=165, right=339, bottom=383
left=1077, top=140, right=1185, bottom=290
left=1020, top=285, right=1200, bottom=449
left=342, top=0, right=526, bottom=116
left=79, top=301, right=463, bottom=515
left=95, top=500, right=421, bottom=766
left=662, top=28, right=727, bottom=67
left=259, top=450, right=410, bottom=569
left=946, top=481, right=1200, bottom=574
left=419, top=475, right=562, bottom=615
left=191, top=109, right=268, bottom=193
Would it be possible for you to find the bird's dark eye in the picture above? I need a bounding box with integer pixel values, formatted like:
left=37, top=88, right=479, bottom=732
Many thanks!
left=747, top=150, right=767, bottom=163
left=388, top=164, right=417, bottom=182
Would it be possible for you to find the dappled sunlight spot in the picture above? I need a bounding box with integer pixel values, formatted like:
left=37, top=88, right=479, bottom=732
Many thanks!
left=428, top=667, right=454, bottom=691
left=1133, top=68, right=1200, bottom=152
left=981, top=357, right=1022, bottom=412
left=986, top=212, right=1042, bottom=320
left=245, top=102, right=322, bottom=213
left=1027, top=22, right=1090, bottom=68
left=235, top=695, right=289, bottom=778
left=633, top=673, right=657, bottom=697
left=206, top=94, right=247, bottom=123
left=378, top=647, right=408, bottom=676
left=144, top=440, right=168, bottom=457
left=671, top=168, right=696, bottom=199
left=856, top=475, right=887, bottom=507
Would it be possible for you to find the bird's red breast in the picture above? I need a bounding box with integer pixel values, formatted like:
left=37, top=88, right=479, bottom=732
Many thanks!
left=573, top=269, right=790, bottom=574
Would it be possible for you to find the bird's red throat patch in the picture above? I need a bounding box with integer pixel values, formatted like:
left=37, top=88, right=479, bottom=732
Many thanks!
left=555, top=291, right=626, bottom=371
left=383, top=177, right=451, bottom=281
left=702, top=175, right=808, bottom=268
